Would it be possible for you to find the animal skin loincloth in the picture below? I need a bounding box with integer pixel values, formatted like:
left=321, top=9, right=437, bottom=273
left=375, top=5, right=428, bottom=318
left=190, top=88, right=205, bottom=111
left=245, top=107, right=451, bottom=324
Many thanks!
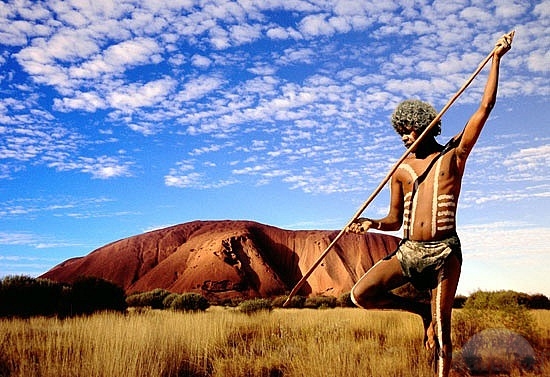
left=391, top=234, right=462, bottom=290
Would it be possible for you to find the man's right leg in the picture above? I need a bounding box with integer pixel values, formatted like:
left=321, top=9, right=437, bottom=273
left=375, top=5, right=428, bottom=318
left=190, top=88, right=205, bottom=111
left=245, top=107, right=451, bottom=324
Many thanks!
left=351, top=255, right=431, bottom=321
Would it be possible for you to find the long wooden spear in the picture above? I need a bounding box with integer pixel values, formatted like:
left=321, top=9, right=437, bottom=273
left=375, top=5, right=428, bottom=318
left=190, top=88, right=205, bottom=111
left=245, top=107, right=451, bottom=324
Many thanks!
left=282, top=31, right=515, bottom=308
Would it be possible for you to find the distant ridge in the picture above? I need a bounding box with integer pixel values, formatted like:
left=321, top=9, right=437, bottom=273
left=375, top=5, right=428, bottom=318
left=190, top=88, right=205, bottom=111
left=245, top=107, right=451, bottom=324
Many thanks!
left=41, top=220, right=400, bottom=301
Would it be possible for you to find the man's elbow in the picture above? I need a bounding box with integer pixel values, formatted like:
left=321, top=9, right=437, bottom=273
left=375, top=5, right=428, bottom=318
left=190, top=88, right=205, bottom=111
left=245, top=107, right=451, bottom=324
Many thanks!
left=479, top=99, right=496, bottom=114
left=386, top=218, right=403, bottom=231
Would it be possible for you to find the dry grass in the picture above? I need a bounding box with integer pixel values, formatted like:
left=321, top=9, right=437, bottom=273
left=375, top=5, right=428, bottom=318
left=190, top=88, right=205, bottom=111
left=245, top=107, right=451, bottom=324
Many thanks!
left=0, top=308, right=548, bottom=377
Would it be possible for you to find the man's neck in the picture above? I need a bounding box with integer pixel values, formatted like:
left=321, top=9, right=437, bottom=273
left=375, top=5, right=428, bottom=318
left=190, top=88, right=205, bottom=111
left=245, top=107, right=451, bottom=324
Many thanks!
left=413, top=137, right=443, bottom=159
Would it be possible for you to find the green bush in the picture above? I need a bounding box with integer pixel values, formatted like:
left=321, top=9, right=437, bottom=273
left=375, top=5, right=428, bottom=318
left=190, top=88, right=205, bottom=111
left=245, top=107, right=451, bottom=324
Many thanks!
left=528, top=294, right=550, bottom=309
left=69, top=276, right=127, bottom=315
left=162, top=293, right=181, bottom=309
left=337, top=292, right=355, bottom=307
left=454, top=290, right=538, bottom=347
left=238, top=298, right=273, bottom=314
left=0, top=275, right=126, bottom=317
left=304, top=296, right=336, bottom=309
left=453, top=295, right=467, bottom=308
left=217, top=297, right=245, bottom=307
left=126, top=289, right=171, bottom=309
left=125, top=292, right=144, bottom=307
left=464, top=290, right=529, bottom=310
left=169, top=293, right=210, bottom=312
left=271, top=295, right=305, bottom=308
left=463, top=290, right=550, bottom=310
left=0, top=276, right=65, bottom=317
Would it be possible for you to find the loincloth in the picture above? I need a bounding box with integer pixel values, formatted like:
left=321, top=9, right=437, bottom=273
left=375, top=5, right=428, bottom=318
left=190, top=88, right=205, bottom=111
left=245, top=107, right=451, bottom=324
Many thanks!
left=390, top=234, right=462, bottom=290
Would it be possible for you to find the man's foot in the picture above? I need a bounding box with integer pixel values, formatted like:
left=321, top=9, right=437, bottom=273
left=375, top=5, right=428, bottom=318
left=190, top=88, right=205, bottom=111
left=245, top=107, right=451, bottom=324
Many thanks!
left=421, top=310, right=435, bottom=350
left=424, top=320, right=436, bottom=350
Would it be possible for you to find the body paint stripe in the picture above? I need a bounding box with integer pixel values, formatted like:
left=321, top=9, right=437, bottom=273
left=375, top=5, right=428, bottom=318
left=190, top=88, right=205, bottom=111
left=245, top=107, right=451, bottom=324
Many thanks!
left=435, top=268, right=445, bottom=377
left=432, top=157, right=443, bottom=237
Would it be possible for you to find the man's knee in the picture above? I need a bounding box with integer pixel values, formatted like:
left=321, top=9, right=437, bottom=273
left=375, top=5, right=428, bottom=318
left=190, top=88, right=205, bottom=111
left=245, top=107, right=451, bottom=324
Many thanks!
left=351, top=284, right=380, bottom=309
left=350, top=285, right=365, bottom=308
left=350, top=287, right=361, bottom=308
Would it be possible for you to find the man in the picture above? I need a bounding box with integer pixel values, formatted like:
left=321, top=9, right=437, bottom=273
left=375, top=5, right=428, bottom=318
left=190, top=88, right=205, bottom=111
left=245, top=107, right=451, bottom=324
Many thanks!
left=346, top=33, right=512, bottom=377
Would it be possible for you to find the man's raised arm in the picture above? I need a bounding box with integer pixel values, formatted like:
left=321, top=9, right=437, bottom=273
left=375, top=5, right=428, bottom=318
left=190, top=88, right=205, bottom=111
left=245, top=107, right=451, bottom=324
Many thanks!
left=456, top=33, right=513, bottom=169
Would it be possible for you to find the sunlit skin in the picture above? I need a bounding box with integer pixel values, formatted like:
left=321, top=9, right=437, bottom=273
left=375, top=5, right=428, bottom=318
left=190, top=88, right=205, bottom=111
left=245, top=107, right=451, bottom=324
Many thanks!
left=346, top=34, right=512, bottom=377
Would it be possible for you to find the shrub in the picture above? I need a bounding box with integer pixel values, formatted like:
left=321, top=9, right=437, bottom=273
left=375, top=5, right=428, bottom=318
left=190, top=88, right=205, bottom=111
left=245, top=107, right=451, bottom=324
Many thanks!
left=217, top=297, right=245, bottom=307
left=453, top=295, right=467, bottom=308
left=528, top=294, right=550, bottom=309
left=125, top=292, right=144, bottom=307
left=0, top=276, right=65, bottom=317
left=304, top=296, right=336, bottom=309
left=464, top=290, right=532, bottom=310
left=162, top=293, right=181, bottom=309
left=238, top=299, right=273, bottom=314
left=126, top=289, right=171, bottom=309
left=69, top=276, right=127, bottom=315
left=0, top=275, right=127, bottom=317
left=454, top=290, right=539, bottom=347
left=337, top=292, right=355, bottom=307
left=271, top=295, right=305, bottom=308
left=169, top=293, right=210, bottom=312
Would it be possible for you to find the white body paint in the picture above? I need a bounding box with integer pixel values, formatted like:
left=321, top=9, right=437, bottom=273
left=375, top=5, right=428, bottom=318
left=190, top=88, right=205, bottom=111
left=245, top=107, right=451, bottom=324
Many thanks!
left=435, top=268, right=445, bottom=377
left=399, top=162, right=457, bottom=239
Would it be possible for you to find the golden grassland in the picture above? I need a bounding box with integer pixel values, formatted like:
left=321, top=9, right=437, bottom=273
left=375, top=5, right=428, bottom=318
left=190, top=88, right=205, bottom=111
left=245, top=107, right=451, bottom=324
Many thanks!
left=0, top=308, right=548, bottom=377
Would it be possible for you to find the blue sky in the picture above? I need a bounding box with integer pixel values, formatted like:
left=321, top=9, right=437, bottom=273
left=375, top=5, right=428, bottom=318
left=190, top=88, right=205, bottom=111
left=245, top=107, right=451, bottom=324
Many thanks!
left=1, top=0, right=548, bottom=297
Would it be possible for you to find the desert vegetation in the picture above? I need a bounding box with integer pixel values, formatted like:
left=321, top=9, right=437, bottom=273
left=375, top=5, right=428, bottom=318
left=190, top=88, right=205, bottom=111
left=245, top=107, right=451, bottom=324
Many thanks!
left=1, top=276, right=549, bottom=376
left=0, top=275, right=126, bottom=318
left=0, top=307, right=548, bottom=377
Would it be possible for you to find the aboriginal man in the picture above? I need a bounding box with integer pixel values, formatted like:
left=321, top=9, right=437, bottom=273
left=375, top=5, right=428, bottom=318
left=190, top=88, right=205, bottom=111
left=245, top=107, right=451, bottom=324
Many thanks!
left=346, top=33, right=512, bottom=377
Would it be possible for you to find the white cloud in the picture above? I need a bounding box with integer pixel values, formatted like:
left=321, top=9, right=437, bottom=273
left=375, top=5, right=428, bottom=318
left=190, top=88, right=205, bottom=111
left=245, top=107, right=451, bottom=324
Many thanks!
left=0, top=231, right=80, bottom=250
left=47, top=155, right=133, bottom=179
left=299, top=14, right=335, bottom=38
left=209, top=25, right=231, bottom=49
left=229, top=23, right=262, bottom=45
left=527, top=49, right=550, bottom=72
left=105, top=38, right=163, bottom=67
left=460, top=222, right=550, bottom=262
left=503, top=144, right=550, bottom=177
left=54, top=91, right=106, bottom=112
left=494, top=0, right=531, bottom=18
left=191, top=54, right=212, bottom=68
left=81, top=156, right=133, bottom=179
left=128, top=122, right=162, bottom=136
left=266, top=26, right=301, bottom=40
left=176, top=75, right=224, bottom=102
left=0, top=231, right=37, bottom=246
left=46, top=29, right=100, bottom=62
left=165, top=171, right=203, bottom=187
left=108, top=77, right=176, bottom=111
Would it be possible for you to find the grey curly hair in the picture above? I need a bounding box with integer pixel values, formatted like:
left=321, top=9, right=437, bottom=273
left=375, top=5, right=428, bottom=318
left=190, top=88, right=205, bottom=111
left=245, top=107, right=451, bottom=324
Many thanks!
left=391, top=99, right=441, bottom=136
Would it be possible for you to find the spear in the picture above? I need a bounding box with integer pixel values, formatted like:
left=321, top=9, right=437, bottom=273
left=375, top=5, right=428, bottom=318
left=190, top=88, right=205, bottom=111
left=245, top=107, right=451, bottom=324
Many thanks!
left=282, top=31, right=515, bottom=308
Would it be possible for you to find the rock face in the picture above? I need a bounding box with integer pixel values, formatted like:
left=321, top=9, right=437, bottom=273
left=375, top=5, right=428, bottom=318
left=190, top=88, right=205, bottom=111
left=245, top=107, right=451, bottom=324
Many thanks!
left=40, top=220, right=400, bottom=300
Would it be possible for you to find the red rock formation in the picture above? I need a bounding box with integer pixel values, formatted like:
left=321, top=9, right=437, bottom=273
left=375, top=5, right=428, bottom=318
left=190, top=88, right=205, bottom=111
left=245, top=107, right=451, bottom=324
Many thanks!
left=40, top=220, right=400, bottom=300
